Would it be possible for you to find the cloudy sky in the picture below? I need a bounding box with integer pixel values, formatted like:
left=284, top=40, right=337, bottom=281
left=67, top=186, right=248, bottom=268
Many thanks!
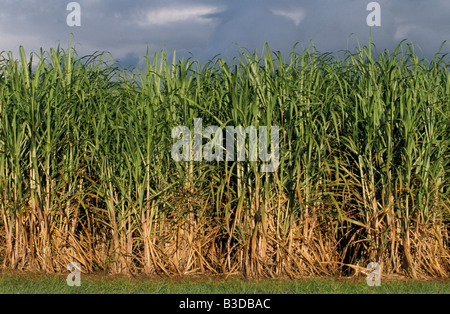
left=0, top=0, right=449, bottom=68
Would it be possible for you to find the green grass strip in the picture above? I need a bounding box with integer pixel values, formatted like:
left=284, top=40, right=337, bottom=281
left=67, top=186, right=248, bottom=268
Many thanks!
left=0, top=274, right=448, bottom=294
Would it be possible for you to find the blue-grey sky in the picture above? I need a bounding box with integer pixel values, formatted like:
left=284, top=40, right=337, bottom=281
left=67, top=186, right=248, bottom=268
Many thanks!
left=0, top=0, right=449, bottom=67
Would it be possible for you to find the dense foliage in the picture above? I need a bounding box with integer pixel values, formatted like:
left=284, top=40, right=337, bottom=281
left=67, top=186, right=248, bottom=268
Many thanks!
left=0, top=37, right=449, bottom=278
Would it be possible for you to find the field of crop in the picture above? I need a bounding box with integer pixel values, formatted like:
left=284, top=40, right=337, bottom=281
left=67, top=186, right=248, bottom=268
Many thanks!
left=0, top=36, right=449, bottom=280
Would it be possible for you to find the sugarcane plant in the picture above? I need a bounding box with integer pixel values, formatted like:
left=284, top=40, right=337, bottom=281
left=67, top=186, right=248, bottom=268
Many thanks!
left=0, top=36, right=448, bottom=278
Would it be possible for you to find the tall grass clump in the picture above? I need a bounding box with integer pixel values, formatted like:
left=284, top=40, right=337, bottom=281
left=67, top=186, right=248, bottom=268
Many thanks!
left=0, top=37, right=449, bottom=279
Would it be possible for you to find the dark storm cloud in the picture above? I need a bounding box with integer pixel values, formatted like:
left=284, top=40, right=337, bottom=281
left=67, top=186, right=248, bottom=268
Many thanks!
left=0, top=0, right=448, bottom=67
